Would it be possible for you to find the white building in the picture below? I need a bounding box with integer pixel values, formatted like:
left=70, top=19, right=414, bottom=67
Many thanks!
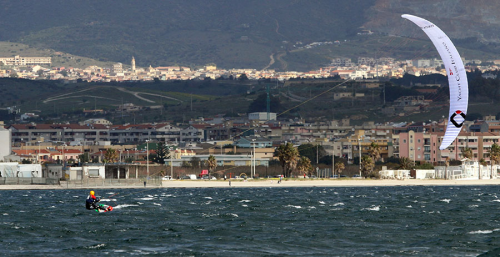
left=248, top=112, right=277, bottom=121
left=0, top=163, right=42, bottom=177
left=0, top=127, right=11, bottom=162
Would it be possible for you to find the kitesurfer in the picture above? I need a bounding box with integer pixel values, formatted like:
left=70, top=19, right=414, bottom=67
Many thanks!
left=86, top=190, right=101, bottom=210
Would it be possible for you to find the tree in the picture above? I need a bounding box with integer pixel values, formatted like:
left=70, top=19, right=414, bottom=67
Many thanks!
left=461, top=147, right=473, bottom=160
left=207, top=155, right=217, bottom=177
left=248, top=93, right=283, bottom=113
left=274, top=142, right=299, bottom=177
left=238, top=73, right=249, bottom=81
left=298, top=144, right=326, bottom=164
left=399, top=157, right=413, bottom=170
left=296, top=156, right=313, bottom=177
left=444, top=157, right=450, bottom=180
left=334, top=162, right=345, bottom=177
left=361, top=155, right=374, bottom=177
left=103, top=148, right=118, bottom=163
left=78, top=153, right=90, bottom=163
left=189, top=156, right=201, bottom=168
left=488, top=143, right=500, bottom=179
left=153, top=142, right=169, bottom=164
left=367, top=142, right=381, bottom=162
left=479, top=158, right=487, bottom=180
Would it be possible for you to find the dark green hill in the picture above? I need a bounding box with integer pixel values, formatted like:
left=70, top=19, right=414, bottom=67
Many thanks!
left=0, top=0, right=376, bottom=70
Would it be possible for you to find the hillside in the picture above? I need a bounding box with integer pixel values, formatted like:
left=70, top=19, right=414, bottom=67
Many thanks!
left=0, top=1, right=499, bottom=71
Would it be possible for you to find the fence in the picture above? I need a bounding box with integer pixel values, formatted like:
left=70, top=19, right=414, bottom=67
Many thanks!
left=61, top=177, right=163, bottom=188
left=0, top=177, right=60, bottom=185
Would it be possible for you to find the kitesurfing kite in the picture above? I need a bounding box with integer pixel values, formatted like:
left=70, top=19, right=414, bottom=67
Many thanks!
left=402, top=14, right=468, bottom=150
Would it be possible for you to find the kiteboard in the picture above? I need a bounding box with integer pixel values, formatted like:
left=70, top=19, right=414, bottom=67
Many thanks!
left=95, top=204, right=113, bottom=213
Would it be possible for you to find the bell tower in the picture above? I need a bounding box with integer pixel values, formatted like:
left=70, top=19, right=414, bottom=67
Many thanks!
left=131, top=56, right=136, bottom=73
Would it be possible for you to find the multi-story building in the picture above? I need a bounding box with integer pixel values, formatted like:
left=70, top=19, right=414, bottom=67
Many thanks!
left=0, top=55, right=51, bottom=66
left=7, top=123, right=181, bottom=145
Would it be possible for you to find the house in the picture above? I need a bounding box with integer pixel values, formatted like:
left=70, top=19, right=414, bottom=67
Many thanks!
left=235, top=136, right=273, bottom=148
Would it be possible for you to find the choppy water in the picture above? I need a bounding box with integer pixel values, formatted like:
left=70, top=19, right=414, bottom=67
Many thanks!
left=2, top=186, right=500, bottom=256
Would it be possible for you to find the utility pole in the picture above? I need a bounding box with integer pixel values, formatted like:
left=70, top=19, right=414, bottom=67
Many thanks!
left=332, top=146, right=335, bottom=178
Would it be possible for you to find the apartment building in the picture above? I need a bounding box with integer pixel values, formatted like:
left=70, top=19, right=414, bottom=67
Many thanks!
left=0, top=55, right=51, bottom=66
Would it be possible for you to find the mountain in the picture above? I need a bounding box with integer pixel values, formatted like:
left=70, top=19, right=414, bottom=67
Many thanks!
left=0, top=1, right=499, bottom=71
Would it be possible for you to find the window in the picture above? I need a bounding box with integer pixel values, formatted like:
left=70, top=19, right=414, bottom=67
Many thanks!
left=418, top=139, right=421, bottom=143
left=403, top=139, right=406, bottom=143
left=88, top=169, right=99, bottom=177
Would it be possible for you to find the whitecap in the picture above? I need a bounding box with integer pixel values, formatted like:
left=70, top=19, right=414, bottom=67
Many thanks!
left=332, top=203, right=344, bottom=207
left=100, top=199, right=116, bottom=202
left=137, top=197, right=154, bottom=201
left=239, top=200, right=252, bottom=203
left=73, top=196, right=79, bottom=198
left=406, top=205, right=412, bottom=208
left=204, top=197, right=213, bottom=200
left=469, top=205, right=479, bottom=208
left=469, top=230, right=493, bottom=234
left=242, top=204, right=248, bottom=207
left=308, top=206, right=316, bottom=209
left=440, top=199, right=451, bottom=203
left=3, top=213, right=8, bottom=216
left=364, top=206, right=380, bottom=211
left=153, top=203, right=161, bottom=206
left=106, top=192, right=115, bottom=195
left=319, top=201, right=326, bottom=205
left=230, top=213, right=238, bottom=218
left=113, top=204, right=139, bottom=209
left=285, top=205, right=302, bottom=209
left=86, top=243, right=106, bottom=249
left=492, top=200, right=500, bottom=202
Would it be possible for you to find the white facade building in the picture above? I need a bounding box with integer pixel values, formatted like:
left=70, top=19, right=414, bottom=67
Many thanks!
left=248, top=112, right=277, bottom=121
left=0, top=127, right=11, bottom=162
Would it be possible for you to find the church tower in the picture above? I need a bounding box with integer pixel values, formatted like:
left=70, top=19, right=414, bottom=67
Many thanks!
left=131, top=56, right=136, bottom=73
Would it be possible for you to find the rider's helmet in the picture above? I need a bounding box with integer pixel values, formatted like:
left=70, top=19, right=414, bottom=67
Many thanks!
left=90, top=191, right=95, bottom=196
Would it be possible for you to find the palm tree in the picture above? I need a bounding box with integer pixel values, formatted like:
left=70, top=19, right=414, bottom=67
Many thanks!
left=367, top=142, right=381, bottom=162
left=274, top=142, right=300, bottom=177
left=361, top=155, right=374, bottom=177
left=399, top=157, right=413, bottom=170
left=297, top=156, right=313, bottom=177
left=479, top=158, right=487, bottom=180
left=461, top=147, right=473, bottom=160
left=334, top=162, right=345, bottom=177
left=207, top=155, right=217, bottom=177
left=444, top=157, right=450, bottom=180
left=488, top=143, right=500, bottom=179
left=103, top=148, right=118, bottom=163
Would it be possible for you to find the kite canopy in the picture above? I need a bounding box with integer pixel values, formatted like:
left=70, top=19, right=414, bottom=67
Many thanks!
left=402, top=14, right=468, bottom=150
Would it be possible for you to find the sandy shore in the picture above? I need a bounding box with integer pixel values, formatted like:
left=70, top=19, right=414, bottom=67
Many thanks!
left=2, top=178, right=500, bottom=190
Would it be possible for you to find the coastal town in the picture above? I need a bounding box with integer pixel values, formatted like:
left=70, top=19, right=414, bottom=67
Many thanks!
left=0, top=54, right=499, bottom=82
left=0, top=53, right=499, bottom=184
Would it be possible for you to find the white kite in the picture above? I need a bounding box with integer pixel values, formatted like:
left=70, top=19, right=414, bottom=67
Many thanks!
left=402, top=14, right=468, bottom=150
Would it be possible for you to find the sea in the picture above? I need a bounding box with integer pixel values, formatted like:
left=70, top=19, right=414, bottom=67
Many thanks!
left=2, top=186, right=500, bottom=256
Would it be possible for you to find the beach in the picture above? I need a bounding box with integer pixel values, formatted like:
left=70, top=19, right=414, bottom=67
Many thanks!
left=2, top=178, right=500, bottom=190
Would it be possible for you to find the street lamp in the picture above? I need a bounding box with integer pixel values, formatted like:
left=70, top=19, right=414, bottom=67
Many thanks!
left=145, top=140, right=150, bottom=178
left=37, top=141, right=41, bottom=164
left=251, top=139, right=256, bottom=178
left=358, top=136, right=364, bottom=177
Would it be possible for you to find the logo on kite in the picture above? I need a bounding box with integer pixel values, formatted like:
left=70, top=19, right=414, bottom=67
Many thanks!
left=450, top=110, right=466, bottom=128
left=449, top=69, right=453, bottom=76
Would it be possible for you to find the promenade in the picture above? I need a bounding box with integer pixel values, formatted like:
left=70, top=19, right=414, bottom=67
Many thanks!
left=2, top=178, right=500, bottom=190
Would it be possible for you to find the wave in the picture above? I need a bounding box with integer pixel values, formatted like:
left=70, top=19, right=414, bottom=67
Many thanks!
left=114, top=204, right=139, bottom=209
left=469, top=230, right=493, bottom=234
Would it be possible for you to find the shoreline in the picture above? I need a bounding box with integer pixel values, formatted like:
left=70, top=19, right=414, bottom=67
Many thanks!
left=2, top=178, right=500, bottom=190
